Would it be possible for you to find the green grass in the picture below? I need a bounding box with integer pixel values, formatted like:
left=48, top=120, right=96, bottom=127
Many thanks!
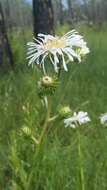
left=0, top=26, right=107, bottom=189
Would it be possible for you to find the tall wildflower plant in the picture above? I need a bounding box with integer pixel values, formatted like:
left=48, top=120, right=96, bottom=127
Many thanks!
left=10, top=30, right=91, bottom=190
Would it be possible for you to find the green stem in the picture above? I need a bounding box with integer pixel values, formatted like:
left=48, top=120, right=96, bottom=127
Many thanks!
left=48, top=115, right=58, bottom=122
left=31, top=136, right=39, bottom=145
left=77, top=129, right=85, bottom=190
left=26, top=97, right=51, bottom=190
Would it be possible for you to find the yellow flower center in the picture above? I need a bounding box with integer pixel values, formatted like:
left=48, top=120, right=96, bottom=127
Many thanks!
left=43, top=38, right=65, bottom=49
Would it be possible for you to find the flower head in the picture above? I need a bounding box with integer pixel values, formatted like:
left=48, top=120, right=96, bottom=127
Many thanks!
left=99, top=113, right=107, bottom=125
left=64, top=111, right=91, bottom=128
left=27, top=30, right=90, bottom=73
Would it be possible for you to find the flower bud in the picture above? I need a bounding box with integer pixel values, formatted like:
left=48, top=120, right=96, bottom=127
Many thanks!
left=41, top=76, right=53, bottom=87
left=58, top=106, right=71, bottom=118
left=38, top=75, right=59, bottom=97
left=21, top=126, right=32, bottom=138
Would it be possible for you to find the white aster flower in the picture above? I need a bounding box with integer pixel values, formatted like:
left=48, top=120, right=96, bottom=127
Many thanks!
left=64, top=111, right=91, bottom=128
left=99, top=113, right=107, bottom=125
left=27, top=30, right=90, bottom=73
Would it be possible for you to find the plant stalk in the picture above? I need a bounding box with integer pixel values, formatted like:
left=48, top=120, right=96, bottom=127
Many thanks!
left=77, top=129, right=85, bottom=190
left=26, top=97, right=51, bottom=190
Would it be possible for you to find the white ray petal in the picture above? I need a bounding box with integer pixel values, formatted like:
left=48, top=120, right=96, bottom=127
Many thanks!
left=49, top=54, right=58, bottom=73
left=62, top=30, right=77, bottom=38
left=62, top=49, right=74, bottom=62
left=28, top=51, right=45, bottom=65
left=61, top=53, right=68, bottom=71
left=33, top=37, right=43, bottom=45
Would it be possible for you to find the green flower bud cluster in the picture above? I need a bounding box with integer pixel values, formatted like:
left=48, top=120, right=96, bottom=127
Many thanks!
left=58, top=105, right=72, bottom=118
left=21, top=126, right=32, bottom=138
left=38, top=75, right=59, bottom=98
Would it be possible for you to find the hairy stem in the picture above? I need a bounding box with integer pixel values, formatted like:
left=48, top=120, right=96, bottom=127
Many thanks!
left=26, top=97, right=51, bottom=190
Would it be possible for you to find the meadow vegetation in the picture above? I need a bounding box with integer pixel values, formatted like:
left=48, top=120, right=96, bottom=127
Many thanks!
left=0, top=25, right=107, bottom=190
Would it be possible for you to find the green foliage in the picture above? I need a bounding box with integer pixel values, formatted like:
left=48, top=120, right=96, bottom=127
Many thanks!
left=0, top=26, right=107, bottom=189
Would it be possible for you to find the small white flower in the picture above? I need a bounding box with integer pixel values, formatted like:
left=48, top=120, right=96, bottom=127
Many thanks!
left=99, top=113, right=107, bottom=125
left=79, top=46, right=90, bottom=56
left=27, top=30, right=89, bottom=73
left=64, top=111, right=90, bottom=128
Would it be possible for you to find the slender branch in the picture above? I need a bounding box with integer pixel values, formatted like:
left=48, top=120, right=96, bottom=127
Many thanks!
left=48, top=115, right=58, bottom=122
left=31, top=136, right=39, bottom=145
